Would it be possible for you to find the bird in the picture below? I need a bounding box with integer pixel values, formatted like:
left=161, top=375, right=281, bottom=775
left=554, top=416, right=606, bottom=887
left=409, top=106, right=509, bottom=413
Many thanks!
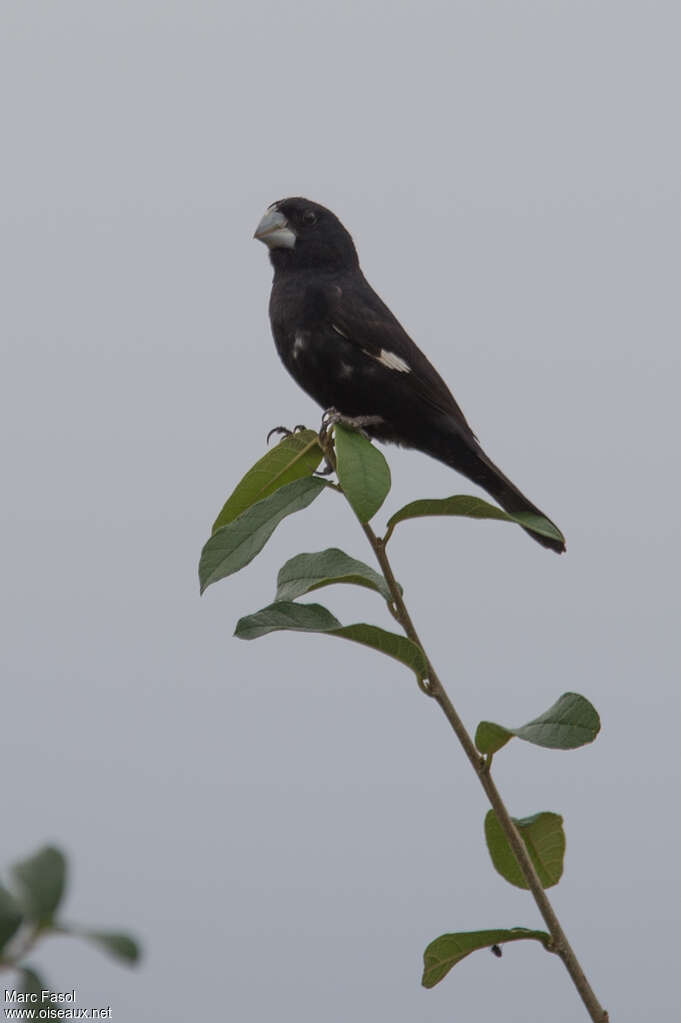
left=253, top=197, right=565, bottom=553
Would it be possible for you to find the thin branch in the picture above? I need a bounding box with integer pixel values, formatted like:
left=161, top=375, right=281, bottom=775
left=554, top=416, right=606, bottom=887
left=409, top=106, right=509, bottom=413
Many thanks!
left=317, top=427, right=607, bottom=1021
left=0, top=922, right=43, bottom=971
left=361, top=520, right=608, bottom=1022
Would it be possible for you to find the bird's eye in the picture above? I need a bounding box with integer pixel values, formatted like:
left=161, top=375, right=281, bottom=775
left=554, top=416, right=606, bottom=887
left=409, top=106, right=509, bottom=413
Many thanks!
left=302, top=209, right=317, bottom=225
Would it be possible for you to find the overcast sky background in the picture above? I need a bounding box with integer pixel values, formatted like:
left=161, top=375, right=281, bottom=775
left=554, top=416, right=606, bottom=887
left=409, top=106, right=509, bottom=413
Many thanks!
left=2, top=2, right=679, bottom=1020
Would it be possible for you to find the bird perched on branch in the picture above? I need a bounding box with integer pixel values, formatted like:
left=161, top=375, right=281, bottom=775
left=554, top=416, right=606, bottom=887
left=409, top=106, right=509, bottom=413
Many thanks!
left=254, top=197, right=565, bottom=553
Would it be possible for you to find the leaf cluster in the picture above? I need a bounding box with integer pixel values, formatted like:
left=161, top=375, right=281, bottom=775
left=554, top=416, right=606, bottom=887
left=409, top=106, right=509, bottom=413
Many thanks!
left=0, top=845, right=140, bottom=997
left=199, top=426, right=564, bottom=681
left=199, top=424, right=601, bottom=999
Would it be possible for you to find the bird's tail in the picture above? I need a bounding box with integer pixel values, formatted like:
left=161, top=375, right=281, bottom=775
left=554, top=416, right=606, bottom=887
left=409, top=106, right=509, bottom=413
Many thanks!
left=429, top=432, right=566, bottom=554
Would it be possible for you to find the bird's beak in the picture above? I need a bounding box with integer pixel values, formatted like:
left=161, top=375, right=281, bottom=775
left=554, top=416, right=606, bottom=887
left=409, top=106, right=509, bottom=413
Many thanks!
left=253, top=207, right=296, bottom=249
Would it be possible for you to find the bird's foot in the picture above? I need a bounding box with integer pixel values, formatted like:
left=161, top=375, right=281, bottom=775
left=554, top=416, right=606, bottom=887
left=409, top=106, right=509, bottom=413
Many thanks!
left=266, top=423, right=308, bottom=444
left=319, top=407, right=383, bottom=442
left=267, top=425, right=291, bottom=443
left=318, top=409, right=383, bottom=475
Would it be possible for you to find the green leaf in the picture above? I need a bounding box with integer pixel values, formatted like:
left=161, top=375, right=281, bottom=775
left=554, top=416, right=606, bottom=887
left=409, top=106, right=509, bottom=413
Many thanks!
left=11, top=846, right=66, bottom=923
left=199, top=476, right=326, bottom=593
left=385, top=494, right=565, bottom=547
left=475, top=693, right=600, bottom=754
left=423, top=927, right=550, bottom=988
left=235, top=600, right=342, bottom=638
left=275, top=548, right=393, bottom=603
left=331, top=623, right=427, bottom=678
left=334, top=425, right=391, bottom=522
left=235, top=600, right=428, bottom=679
left=511, top=692, right=601, bottom=749
left=474, top=720, right=514, bottom=755
left=19, top=966, right=48, bottom=997
left=212, top=431, right=323, bottom=534
left=485, top=811, right=565, bottom=889
left=86, top=930, right=141, bottom=965
left=0, top=884, right=23, bottom=951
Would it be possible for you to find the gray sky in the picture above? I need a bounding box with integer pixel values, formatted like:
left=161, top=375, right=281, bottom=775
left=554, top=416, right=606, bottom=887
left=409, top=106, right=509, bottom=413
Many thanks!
left=2, top=2, right=679, bottom=1019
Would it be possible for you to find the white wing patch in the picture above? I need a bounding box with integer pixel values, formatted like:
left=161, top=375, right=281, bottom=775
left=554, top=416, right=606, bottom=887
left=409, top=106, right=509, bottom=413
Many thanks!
left=293, top=331, right=306, bottom=358
left=330, top=320, right=409, bottom=374
left=377, top=349, right=410, bottom=373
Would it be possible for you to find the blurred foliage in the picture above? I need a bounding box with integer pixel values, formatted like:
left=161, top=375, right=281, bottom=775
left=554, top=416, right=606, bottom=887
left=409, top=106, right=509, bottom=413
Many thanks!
left=0, top=845, right=140, bottom=997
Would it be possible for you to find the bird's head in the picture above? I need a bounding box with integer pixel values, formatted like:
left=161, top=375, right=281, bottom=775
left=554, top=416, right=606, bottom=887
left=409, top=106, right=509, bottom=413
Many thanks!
left=254, top=198, right=359, bottom=272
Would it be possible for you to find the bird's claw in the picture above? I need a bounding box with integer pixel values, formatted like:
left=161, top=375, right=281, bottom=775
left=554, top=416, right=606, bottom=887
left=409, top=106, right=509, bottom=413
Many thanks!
left=267, top=425, right=292, bottom=444
left=319, top=407, right=382, bottom=442
left=320, top=407, right=340, bottom=430
left=266, top=423, right=309, bottom=445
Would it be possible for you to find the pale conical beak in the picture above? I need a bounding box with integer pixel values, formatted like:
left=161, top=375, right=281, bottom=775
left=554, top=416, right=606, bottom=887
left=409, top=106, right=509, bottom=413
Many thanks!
left=253, top=208, right=296, bottom=249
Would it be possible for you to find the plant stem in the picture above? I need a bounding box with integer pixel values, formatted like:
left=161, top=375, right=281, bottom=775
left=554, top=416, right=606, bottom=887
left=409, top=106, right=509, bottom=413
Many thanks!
left=361, top=521, right=609, bottom=1023
left=0, top=922, right=42, bottom=971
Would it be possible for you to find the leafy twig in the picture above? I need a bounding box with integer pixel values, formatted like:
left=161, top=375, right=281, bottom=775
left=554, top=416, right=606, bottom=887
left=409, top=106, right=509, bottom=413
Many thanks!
left=319, top=433, right=608, bottom=1023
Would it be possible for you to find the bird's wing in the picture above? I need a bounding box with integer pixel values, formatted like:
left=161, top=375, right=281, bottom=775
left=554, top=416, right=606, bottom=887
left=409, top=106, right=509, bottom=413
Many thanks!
left=322, top=274, right=475, bottom=433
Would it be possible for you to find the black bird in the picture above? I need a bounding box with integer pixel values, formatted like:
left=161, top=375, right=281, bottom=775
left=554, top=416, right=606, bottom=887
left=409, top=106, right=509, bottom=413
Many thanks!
left=254, top=197, right=565, bottom=553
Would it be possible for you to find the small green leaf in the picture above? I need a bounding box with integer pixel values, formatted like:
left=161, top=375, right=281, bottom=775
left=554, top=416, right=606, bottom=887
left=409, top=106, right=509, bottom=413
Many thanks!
left=476, top=693, right=600, bottom=754
left=275, top=548, right=393, bottom=603
left=335, top=425, right=391, bottom=522
left=235, top=600, right=428, bottom=678
left=485, top=811, right=565, bottom=889
left=423, top=927, right=550, bottom=988
left=86, top=930, right=141, bottom=965
left=212, top=431, right=323, bottom=534
left=474, top=720, right=513, bottom=755
left=331, top=623, right=427, bottom=677
left=512, top=692, right=601, bottom=749
left=19, top=966, right=48, bottom=997
left=11, top=846, right=66, bottom=923
left=0, top=884, right=23, bottom=951
left=235, top=600, right=341, bottom=638
left=385, top=494, right=564, bottom=547
left=199, top=476, right=326, bottom=593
